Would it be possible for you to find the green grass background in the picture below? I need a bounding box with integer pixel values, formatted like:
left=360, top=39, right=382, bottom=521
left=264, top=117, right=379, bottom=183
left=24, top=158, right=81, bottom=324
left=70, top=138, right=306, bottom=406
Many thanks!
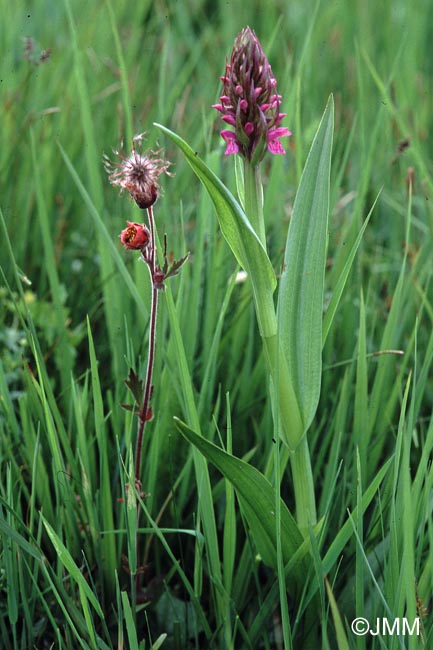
left=1, top=0, right=433, bottom=648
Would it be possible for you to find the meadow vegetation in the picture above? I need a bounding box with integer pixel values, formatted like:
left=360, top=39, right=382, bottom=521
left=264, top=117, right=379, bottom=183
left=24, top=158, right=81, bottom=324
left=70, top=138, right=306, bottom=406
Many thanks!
left=1, top=0, right=433, bottom=647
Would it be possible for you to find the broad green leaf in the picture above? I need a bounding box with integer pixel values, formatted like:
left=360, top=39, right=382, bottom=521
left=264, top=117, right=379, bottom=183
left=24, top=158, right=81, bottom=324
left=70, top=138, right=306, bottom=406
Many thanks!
left=154, top=123, right=277, bottom=337
left=175, top=418, right=306, bottom=589
left=278, top=96, right=334, bottom=434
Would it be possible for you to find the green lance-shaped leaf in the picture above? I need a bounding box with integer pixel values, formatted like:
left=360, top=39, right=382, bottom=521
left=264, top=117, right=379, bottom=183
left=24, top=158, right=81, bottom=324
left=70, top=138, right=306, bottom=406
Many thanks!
left=154, top=123, right=277, bottom=338
left=278, top=96, right=334, bottom=439
left=175, top=418, right=307, bottom=591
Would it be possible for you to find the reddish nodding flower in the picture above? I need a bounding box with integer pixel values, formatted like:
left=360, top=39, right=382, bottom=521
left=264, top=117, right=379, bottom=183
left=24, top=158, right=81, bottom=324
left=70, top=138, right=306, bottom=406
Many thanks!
left=213, top=26, right=292, bottom=165
left=120, top=221, right=150, bottom=250
left=104, top=137, right=172, bottom=209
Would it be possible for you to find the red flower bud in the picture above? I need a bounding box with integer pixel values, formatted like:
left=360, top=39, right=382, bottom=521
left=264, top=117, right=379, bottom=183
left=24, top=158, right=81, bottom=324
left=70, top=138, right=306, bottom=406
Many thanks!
left=120, top=221, right=150, bottom=250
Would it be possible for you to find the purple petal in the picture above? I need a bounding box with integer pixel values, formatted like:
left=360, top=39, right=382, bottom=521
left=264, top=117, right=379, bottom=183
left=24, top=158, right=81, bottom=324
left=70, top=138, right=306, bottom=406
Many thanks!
left=268, top=127, right=292, bottom=139
left=222, top=115, right=236, bottom=125
left=267, top=139, right=286, bottom=154
left=224, top=142, right=239, bottom=155
left=267, top=127, right=292, bottom=155
left=221, top=130, right=240, bottom=155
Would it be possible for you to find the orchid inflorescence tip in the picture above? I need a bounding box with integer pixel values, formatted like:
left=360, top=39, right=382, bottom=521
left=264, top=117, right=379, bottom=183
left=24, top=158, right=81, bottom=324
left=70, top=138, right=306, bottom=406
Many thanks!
left=213, top=26, right=291, bottom=165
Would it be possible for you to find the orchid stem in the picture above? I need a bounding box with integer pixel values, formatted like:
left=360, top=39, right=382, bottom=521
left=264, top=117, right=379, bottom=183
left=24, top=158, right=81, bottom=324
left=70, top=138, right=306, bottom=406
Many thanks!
left=243, top=167, right=317, bottom=534
left=244, top=160, right=266, bottom=246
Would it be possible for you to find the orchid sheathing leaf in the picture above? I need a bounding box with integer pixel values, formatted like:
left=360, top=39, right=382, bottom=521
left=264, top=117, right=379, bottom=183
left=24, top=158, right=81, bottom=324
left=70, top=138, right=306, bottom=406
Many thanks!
left=174, top=417, right=308, bottom=591
left=154, top=123, right=277, bottom=337
left=278, top=95, right=334, bottom=442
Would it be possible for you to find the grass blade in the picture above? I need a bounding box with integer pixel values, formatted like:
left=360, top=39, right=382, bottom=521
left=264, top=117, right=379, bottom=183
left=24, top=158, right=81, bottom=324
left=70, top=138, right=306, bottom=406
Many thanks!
left=41, top=514, right=104, bottom=619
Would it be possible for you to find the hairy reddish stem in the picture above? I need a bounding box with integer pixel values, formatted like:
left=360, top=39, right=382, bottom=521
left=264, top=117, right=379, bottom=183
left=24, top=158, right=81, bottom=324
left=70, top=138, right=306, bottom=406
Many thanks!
left=135, top=205, right=158, bottom=484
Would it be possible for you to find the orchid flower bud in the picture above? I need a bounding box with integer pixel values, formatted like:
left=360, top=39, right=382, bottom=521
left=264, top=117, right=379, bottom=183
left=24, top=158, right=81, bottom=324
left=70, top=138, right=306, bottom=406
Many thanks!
left=213, top=27, right=292, bottom=165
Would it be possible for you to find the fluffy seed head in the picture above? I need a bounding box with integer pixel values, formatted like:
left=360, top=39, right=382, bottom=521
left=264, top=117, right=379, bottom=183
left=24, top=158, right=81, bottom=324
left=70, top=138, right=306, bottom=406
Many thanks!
left=104, top=138, right=172, bottom=209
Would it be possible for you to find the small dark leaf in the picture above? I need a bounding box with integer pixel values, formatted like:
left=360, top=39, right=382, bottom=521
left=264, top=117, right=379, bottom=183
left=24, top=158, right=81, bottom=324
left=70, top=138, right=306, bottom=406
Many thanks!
left=120, top=403, right=140, bottom=415
left=165, top=253, right=189, bottom=280
left=124, top=368, right=144, bottom=404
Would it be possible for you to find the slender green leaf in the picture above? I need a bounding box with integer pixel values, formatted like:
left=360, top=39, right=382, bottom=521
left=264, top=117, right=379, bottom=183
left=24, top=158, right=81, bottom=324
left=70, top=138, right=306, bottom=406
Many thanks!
left=322, top=195, right=377, bottom=348
left=354, top=291, right=368, bottom=483
left=31, top=129, right=74, bottom=392
left=121, top=591, right=139, bottom=650
left=0, top=506, right=42, bottom=562
left=87, top=318, right=117, bottom=594
left=321, top=456, right=393, bottom=577
left=362, top=47, right=433, bottom=196
left=36, top=561, right=91, bottom=650
left=249, top=456, right=393, bottom=647
left=63, top=0, right=126, bottom=377
left=152, top=634, right=168, bottom=650
left=278, top=95, right=334, bottom=433
left=41, top=515, right=104, bottom=619
left=162, top=287, right=225, bottom=628
left=325, top=578, right=349, bottom=650
left=222, top=394, right=236, bottom=597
